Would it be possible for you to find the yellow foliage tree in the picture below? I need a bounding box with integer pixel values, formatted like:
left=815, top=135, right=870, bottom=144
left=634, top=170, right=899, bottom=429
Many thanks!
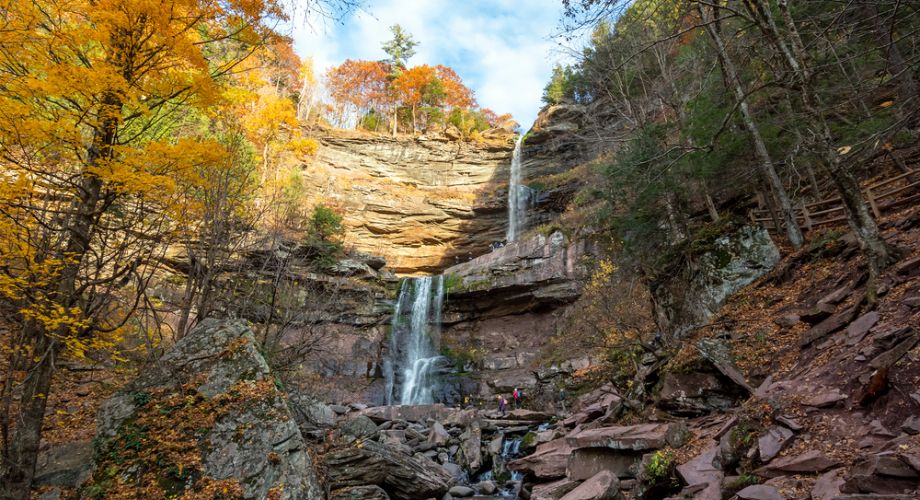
left=0, top=0, right=286, bottom=495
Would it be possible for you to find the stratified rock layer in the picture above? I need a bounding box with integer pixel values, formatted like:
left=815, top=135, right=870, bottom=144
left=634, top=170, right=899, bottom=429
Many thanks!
left=304, top=130, right=515, bottom=273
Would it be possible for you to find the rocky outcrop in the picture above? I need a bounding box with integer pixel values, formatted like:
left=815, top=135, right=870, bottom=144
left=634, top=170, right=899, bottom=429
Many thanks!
left=90, top=320, right=322, bottom=499
left=651, top=225, right=781, bottom=336
left=304, top=130, right=515, bottom=273
left=432, top=230, right=601, bottom=401
left=444, top=230, right=595, bottom=318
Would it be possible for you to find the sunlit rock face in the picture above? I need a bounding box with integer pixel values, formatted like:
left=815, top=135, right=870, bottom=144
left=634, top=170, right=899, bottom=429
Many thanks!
left=301, top=129, right=515, bottom=274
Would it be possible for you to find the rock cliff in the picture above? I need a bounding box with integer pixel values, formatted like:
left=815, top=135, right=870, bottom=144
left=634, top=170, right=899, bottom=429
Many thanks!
left=302, top=130, right=515, bottom=274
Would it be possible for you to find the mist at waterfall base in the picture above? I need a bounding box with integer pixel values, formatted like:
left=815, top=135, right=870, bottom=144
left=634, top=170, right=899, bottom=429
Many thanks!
left=506, top=135, right=535, bottom=242
left=383, top=276, right=448, bottom=406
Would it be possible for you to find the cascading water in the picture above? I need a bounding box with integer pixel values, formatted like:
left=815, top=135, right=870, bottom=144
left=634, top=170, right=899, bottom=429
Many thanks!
left=384, top=276, right=445, bottom=405
left=506, top=135, right=531, bottom=242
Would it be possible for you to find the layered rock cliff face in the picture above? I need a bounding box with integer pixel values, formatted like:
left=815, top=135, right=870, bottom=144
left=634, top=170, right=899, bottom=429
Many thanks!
left=302, top=130, right=515, bottom=274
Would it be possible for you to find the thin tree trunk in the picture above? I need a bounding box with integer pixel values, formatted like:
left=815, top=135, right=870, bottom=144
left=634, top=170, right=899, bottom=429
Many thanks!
left=867, top=3, right=919, bottom=112
left=699, top=2, right=804, bottom=248
left=0, top=85, right=118, bottom=497
left=769, top=0, right=892, bottom=298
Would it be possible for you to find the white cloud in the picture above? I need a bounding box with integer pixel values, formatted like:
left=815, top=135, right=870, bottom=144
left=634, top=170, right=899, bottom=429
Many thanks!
left=292, top=0, right=574, bottom=128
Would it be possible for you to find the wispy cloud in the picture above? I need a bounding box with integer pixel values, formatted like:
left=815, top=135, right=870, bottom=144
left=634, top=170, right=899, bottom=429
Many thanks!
left=292, top=0, right=574, bottom=129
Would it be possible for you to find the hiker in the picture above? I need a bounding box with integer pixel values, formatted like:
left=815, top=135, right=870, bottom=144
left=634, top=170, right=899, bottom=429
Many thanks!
left=498, top=395, right=507, bottom=416
left=559, top=387, right=567, bottom=413
left=512, top=387, right=522, bottom=409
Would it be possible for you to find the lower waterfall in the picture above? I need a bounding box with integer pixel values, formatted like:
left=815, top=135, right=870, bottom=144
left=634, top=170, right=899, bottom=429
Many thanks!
left=384, top=276, right=445, bottom=405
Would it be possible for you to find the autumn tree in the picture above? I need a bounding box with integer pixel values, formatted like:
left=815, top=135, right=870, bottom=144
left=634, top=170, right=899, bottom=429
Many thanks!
left=326, top=59, right=392, bottom=127
left=0, top=0, right=354, bottom=495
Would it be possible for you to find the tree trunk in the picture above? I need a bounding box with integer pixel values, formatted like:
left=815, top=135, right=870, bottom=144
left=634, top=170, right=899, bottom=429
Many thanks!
left=0, top=329, right=58, bottom=500
left=0, top=88, right=116, bottom=497
left=700, top=2, right=804, bottom=248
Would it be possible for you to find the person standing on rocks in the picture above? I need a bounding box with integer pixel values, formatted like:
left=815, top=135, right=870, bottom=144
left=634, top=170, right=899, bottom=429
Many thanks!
left=559, top=386, right=567, bottom=413
left=512, top=387, right=521, bottom=409
left=498, top=395, right=507, bottom=416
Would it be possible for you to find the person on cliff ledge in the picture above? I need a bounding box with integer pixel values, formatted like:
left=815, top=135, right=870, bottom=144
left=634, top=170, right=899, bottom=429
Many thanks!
left=498, top=395, right=507, bottom=416
left=512, top=387, right=522, bottom=409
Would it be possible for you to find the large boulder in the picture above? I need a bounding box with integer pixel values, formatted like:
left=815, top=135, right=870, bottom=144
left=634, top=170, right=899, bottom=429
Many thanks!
left=565, top=423, right=686, bottom=451
left=331, top=485, right=391, bottom=499
left=560, top=470, right=622, bottom=500
left=508, top=438, right=573, bottom=479
left=33, top=441, right=92, bottom=488
left=288, top=391, right=336, bottom=432
left=90, top=320, right=322, bottom=499
left=325, top=439, right=454, bottom=499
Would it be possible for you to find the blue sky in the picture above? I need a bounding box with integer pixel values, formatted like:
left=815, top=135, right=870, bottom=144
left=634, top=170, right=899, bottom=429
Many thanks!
left=292, top=0, right=576, bottom=129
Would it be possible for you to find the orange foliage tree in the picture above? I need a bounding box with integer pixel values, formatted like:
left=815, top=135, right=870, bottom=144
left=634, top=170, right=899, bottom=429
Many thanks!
left=325, top=59, right=510, bottom=136
left=0, top=0, right=294, bottom=495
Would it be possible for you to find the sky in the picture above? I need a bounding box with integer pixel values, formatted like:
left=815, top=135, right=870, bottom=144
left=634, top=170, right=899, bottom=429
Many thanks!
left=292, top=0, right=576, bottom=130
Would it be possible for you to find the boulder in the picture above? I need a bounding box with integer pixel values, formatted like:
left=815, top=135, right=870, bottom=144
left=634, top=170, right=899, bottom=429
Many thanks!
left=429, top=421, right=450, bottom=446
left=476, top=480, right=496, bottom=494
left=458, top=423, right=482, bottom=474
left=800, top=307, right=859, bottom=346
left=737, top=484, right=785, bottom=500
left=800, top=302, right=837, bottom=324
left=565, top=423, right=686, bottom=451
left=560, top=470, right=621, bottom=500
left=33, top=441, right=92, bottom=488
left=567, top=448, right=642, bottom=480
left=507, top=409, right=554, bottom=421
left=326, top=439, right=453, bottom=499
left=901, top=416, right=920, bottom=435
left=657, top=371, right=738, bottom=416
left=811, top=469, right=845, bottom=500
left=802, top=388, right=847, bottom=408
left=341, top=415, right=379, bottom=440
left=696, top=338, right=755, bottom=393
left=651, top=225, right=780, bottom=334
left=839, top=453, right=920, bottom=495
left=92, top=320, right=322, bottom=499
left=359, top=404, right=457, bottom=423
left=755, top=450, right=839, bottom=477
left=846, top=312, right=880, bottom=345
left=288, top=392, right=336, bottom=431
left=676, top=443, right=723, bottom=500
left=774, top=314, right=801, bottom=328
left=530, top=478, right=580, bottom=500
left=509, top=438, right=573, bottom=479
left=330, top=485, right=391, bottom=500
left=448, top=485, right=475, bottom=497
left=758, top=426, right=795, bottom=462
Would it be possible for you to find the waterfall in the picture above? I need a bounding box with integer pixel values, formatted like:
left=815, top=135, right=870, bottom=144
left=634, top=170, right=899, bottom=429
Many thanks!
left=385, top=276, right=445, bottom=405
left=506, top=135, right=530, bottom=242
